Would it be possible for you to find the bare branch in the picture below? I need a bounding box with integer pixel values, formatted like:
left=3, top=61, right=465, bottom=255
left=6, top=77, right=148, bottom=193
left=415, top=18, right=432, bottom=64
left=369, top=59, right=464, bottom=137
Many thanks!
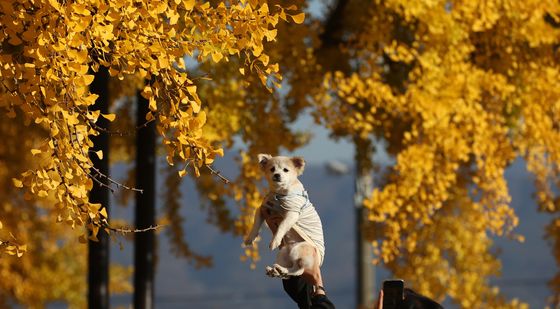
left=136, top=117, right=156, bottom=130
left=104, top=223, right=165, bottom=234
left=88, top=120, right=132, bottom=136
left=87, top=170, right=116, bottom=194
left=84, top=113, right=157, bottom=136
left=206, top=165, right=230, bottom=184
left=90, top=165, right=144, bottom=194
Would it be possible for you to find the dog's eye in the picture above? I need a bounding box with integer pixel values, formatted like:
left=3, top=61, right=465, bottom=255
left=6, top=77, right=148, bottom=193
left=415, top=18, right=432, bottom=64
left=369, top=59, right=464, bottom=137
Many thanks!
left=270, top=167, right=275, bottom=172
left=283, top=168, right=289, bottom=172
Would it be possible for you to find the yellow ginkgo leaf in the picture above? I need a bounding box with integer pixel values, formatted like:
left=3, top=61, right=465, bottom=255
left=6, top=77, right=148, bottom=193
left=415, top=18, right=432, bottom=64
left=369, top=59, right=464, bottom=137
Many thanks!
left=101, top=113, right=116, bottom=121
left=184, top=0, right=195, bottom=11
left=79, top=235, right=88, bottom=244
left=149, top=97, right=157, bottom=111
left=178, top=168, right=187, bottom=177
left=190, top=100, right=201, bottom=113
left=186, top=85, right=197, bottom=95
left=83, top=74, right=94, bottom=85
left=211, top=52, right=223, bottom=63
left=213, top=148, right=224, bottom=157
left=290, top=13, right=305, bottom=24
left=12, top=178, right=23, bottom=188
left=99, top=207, right=108, bottom=219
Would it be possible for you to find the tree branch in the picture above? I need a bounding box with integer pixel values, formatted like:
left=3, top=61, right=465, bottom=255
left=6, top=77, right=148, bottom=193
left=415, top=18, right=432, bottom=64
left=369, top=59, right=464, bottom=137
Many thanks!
left=104, top=223, right=164, bottom=234
left=90, top=165, right=144, bottom=194
left=205, top=165, right=230, bottom=184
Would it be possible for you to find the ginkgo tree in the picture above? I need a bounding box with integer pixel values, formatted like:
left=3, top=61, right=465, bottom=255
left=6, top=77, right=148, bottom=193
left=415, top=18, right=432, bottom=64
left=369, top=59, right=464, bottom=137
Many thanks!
left=174, top=0, right=316, bottom=268
left=0, top=0, right=304, bottom=249
left=304, top=0, right=560, bottom=307
left=0, top=0, right=305, bottom=306
left=4, top=0, right=560, bottom=308
left=0, top=110, right=132, bottom=307
left=190, top=0, right=560, bottom=307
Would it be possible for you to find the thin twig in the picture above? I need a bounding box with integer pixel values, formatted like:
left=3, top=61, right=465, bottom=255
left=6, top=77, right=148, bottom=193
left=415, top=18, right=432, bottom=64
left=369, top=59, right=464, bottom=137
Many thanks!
left=66, top=109, right=142, bottom=194
left=0, top=239, right=24, bottom=256
left=206, top=165, right=230, bottom=184
left=104, top=224, right=165, bottom=234
left=86, top=170, right=116, bottom=194
left=85, top=113, right=157, bottom=137
left=88, top=120, right=131, bottom=136
left=136, top=117, right=156, bottom=130
left=90, top=165, right=144, bottom=194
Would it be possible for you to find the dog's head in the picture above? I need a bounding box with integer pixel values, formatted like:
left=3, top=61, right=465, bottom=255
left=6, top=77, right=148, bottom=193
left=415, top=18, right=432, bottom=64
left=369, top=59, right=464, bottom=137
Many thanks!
left=258, top=154, right=305, bottom=191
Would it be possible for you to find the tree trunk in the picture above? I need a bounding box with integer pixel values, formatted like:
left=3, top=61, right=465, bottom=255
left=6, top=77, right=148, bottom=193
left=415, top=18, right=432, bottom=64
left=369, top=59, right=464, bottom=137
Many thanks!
left=354, top=136, right=375, bottom=309
left=88, top=66, right=110, bottom=309
left=134, top=90, right=156, bottom=309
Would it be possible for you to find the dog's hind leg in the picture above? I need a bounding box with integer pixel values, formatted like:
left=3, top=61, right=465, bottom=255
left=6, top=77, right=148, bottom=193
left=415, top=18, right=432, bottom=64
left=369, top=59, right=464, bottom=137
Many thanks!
left=283, top=259, right=306, bottom=277
left=286, top=243, right=325, bottom=291
left=266, top=246, right=291, bottom=278
left=283, top=243, right=315, bottom=277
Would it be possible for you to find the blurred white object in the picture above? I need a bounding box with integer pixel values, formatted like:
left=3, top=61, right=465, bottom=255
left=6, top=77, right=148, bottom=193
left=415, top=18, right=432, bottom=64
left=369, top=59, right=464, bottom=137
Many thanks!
left=325, top=160, right=350, bottom=175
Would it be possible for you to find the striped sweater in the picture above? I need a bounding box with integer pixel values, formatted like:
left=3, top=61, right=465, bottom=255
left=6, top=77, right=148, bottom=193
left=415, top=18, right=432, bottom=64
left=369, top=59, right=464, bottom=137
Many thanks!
left=262, top=190, right=325, bottom=265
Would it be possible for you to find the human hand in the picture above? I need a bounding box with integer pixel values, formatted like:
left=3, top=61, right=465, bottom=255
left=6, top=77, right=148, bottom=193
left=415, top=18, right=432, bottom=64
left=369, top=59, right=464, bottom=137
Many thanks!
left=376, top=289, right=384, bottom=309
left=242, top=238, right=253, bottom=248
left=242, top=235, right=259, bottom=248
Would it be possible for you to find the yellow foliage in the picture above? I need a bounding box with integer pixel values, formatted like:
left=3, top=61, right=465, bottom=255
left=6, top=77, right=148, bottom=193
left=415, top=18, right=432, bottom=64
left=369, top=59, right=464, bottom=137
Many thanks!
left=0, top=0, right=305, bottom=306
left=3, top=0, right=558, bottom=307
left=185, top=10, right=316, bottom=263
left=308, top=0, right=560, bottom=307
left=0, top=113, right=132, bottom=306
left=0, top=113, right=85, bottom=307
left=0, top=0, right=303, bottom=245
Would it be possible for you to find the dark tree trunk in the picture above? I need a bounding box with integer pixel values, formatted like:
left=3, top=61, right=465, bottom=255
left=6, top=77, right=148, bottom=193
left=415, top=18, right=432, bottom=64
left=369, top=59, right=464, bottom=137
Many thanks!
left=354, top=136, right=375, bottom=309
left=88, top=66, right=110, bottom=309
left=134, top=90, right=156, bottom=309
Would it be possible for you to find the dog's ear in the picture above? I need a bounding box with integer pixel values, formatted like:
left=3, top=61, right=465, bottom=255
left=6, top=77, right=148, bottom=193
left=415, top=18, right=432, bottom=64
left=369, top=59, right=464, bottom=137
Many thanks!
left=291, top=156, right=305, bottom=175
left=258, top=153, right=272, bottom=169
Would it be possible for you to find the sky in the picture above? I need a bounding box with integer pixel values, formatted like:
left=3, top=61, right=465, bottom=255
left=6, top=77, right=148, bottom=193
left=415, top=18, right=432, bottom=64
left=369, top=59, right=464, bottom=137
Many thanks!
left=286, top=111, right=354, bottom=164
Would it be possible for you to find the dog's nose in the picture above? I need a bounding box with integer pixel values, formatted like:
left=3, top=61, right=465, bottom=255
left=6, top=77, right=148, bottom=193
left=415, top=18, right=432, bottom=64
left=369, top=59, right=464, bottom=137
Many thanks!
left=273, top=173, right=281, bottom=181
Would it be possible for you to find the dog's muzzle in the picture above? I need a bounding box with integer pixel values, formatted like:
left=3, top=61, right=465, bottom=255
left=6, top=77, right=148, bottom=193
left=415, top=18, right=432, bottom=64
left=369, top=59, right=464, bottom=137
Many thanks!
left=273, top=173, right=281, bottom=182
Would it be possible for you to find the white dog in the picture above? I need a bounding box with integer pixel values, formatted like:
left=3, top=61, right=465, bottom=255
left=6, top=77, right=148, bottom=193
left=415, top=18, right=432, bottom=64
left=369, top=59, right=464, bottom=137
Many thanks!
left=243, top=154, right=326, bottom=293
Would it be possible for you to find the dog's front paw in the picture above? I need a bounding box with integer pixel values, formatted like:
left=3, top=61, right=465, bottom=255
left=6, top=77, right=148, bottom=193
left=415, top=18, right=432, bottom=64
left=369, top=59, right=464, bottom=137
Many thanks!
left=265, top=265, right=278, bottom=277
left=242, top=238, right=254, bottom=248
left=273, top=264, right=289, bottom=279
left=269, top=238, right=281, bottom=250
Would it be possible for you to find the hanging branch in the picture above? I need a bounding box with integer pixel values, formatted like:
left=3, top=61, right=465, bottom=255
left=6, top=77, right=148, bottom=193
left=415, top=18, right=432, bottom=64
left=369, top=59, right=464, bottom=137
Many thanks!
left=103, top=223, right=164, bottom=234
left=90, top=165, right=144, bottom=194
left=86, top=169, right=116, bottom=194
left=85, top=113, right=158, bottom=136
left=206, top=165, right=230, bottom=184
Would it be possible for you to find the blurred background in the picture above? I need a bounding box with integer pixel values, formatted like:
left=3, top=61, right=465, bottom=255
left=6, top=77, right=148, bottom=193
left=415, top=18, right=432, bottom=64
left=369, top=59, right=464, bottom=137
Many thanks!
left=2, top=0, right=560, bottom=308
left=100, top=121, right=556, bottom=309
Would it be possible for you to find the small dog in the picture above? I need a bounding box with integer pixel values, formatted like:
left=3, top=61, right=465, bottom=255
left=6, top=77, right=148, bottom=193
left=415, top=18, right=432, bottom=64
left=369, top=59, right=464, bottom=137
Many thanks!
left=243, top=154, right=326, bottom=292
